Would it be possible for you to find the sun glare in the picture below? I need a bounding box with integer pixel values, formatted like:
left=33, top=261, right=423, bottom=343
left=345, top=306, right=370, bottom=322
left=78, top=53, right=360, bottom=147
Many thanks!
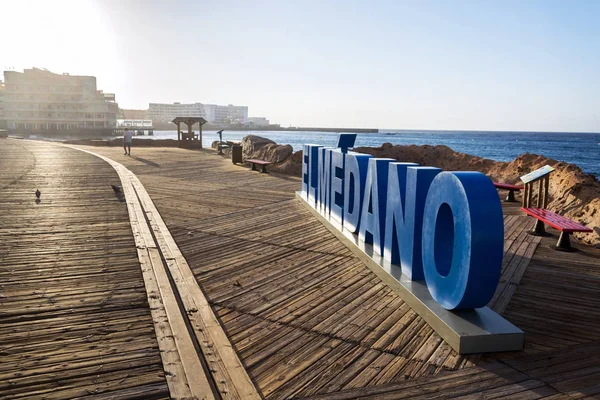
left=3, top=0, right=118, bottom=82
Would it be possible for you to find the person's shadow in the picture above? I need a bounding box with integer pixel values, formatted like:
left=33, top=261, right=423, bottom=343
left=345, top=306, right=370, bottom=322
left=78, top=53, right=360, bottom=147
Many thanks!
left=130, top=156, right=160, bottom=168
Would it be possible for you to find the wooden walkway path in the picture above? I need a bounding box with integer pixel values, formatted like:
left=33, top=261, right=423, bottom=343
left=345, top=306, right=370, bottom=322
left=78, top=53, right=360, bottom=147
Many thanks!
left=0, top=140, right=169, bottom=399
left=2, top=139, right=598, bottom=399
left=74, top=144, right=599, bottom=399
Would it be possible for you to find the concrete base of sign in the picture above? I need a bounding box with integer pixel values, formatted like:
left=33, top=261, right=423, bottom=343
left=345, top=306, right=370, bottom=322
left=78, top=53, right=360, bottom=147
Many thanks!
left=296, top=192, right=525, bottom=354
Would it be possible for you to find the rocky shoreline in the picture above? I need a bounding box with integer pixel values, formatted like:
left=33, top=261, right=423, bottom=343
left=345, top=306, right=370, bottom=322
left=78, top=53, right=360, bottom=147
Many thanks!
left=228, top=135, right=599, bottom=247
left=55, top=134, right=599, bottom=247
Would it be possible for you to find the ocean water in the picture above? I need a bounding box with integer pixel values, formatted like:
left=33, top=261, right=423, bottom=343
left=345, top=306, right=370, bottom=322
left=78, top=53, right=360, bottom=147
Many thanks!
left=146, top=129, right=600, bottom=177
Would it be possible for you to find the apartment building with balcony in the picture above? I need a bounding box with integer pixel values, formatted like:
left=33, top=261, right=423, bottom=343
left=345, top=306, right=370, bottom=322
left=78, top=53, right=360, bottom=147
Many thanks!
left=1, top=68, right=118, bottom=136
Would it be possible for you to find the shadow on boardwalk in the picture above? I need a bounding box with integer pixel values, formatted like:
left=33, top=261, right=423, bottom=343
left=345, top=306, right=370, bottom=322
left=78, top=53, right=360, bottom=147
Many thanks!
left=130, top=155, right=161, bottom=168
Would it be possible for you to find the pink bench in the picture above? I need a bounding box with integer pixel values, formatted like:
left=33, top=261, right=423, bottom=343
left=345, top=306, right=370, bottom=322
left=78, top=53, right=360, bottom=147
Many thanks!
left=494, top=182, right=524, bottom=202
left=521, top=207, right=592, bottom=251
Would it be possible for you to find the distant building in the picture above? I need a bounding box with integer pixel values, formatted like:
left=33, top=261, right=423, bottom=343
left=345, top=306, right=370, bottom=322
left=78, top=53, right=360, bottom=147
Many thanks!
left=148, top=102, right=204, bottom=123
left=1, top=68, right=118, bottom=135
left=204, top=104, right=248, bottom=125
left=247, top=117, right=270, bottom=127
left=121, top=108, right=148, bottom=120
left=148, top=102, right=248, bottom=125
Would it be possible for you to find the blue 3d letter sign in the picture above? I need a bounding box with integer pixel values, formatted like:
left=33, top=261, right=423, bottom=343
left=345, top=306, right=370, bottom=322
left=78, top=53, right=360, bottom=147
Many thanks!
left=301, top=138, right=504, bottom=310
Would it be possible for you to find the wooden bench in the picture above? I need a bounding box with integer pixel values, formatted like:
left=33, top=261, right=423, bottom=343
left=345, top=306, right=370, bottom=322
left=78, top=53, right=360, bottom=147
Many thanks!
left=247, top=159, right=272, bottom=173
left=494, top=182, right=524, bottom=202
left=521, top=207, right=592, bottom=251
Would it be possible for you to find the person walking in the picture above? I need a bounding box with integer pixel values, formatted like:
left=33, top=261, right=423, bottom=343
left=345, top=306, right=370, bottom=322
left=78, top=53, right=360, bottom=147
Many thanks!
left=123, top=129, right=133, bottom=155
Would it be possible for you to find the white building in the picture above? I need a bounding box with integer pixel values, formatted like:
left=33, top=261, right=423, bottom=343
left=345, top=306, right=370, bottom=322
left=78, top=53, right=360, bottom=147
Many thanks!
left=148, top=102, right=204, bottom=123
left=209, top=104, right=248, bottom=125
left=1, top=68, right=118, bottom=135
left=148, top=102, right=248, bottom=125
left=247, top=117, right=270, bottom=127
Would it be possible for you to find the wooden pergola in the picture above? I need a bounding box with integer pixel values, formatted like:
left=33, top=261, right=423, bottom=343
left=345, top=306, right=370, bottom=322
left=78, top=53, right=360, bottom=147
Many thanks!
left=172, top=117, right=207, bottom=148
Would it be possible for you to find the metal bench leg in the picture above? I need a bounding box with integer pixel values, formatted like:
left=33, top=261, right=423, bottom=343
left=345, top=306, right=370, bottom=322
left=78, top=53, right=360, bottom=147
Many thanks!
left=251, top=163, right=257, bottom=171
left=505, top=190, right=516, bottom=202
left=553, top=231, right=577, bottom=252
left=529, top=219, right=547, bottom=236
left=261, top=164, right=268, bottom=173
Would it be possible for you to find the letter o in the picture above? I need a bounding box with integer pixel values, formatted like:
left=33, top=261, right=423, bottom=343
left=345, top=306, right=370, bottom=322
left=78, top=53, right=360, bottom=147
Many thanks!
left=422, top=172, right=504, bottom=310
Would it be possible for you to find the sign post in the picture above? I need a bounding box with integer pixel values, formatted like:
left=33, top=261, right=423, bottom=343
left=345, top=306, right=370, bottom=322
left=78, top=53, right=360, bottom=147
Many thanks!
left=521, top=165, right=555, bottom=235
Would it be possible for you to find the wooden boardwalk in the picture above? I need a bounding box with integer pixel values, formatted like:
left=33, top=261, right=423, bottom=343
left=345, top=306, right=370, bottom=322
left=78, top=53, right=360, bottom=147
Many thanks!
left=74, top=143, right=599, bottom=399
left=1, top=139, right=598, bottom=399
left=0, top=140, right=169, bottom=399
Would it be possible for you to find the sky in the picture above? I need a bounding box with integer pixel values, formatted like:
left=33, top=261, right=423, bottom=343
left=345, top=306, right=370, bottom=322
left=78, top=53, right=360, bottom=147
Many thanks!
left=1, top=0, right=599, bottom=132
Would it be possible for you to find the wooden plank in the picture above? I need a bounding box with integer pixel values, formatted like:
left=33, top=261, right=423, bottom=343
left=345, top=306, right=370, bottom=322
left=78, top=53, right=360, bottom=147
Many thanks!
left=130, top=174, right=261, bottom=400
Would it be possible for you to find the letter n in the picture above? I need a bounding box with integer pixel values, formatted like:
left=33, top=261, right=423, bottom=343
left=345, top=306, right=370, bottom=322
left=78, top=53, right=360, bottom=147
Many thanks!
left=359, top=158, right=395, bottom=255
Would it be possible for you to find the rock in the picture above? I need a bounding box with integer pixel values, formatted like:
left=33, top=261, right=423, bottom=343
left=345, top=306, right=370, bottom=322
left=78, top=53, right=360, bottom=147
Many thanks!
left=354, top=143, right=497, bottom=173
left=241, top=135, right=275, bottom=154
left=241, top=135, right=293, bottom=163
left=270, top=150, right=303, bottom=175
